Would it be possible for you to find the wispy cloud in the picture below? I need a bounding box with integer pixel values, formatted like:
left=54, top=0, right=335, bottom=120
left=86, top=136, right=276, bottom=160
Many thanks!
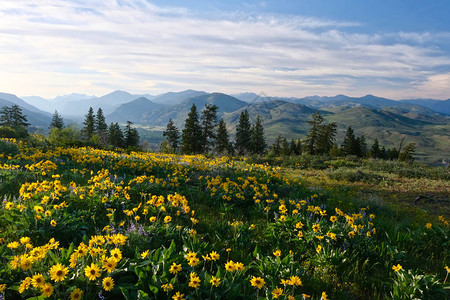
left=0, top=0, right=449, bottom=99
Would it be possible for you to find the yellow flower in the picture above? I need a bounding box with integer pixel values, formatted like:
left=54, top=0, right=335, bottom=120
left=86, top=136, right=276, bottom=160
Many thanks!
left=188, top=257, right=199, bottom=267
left=250, top=276, right=265, bottom=289
left=19, top=277, right=32, bottom=293
left=102, top=277, right=114, bottom=292
left=5, top=201, right=13, bottom=210
left=20, top=255, right=33, bottom=271
left=41, top=283, right=54, bottom=297
left=141, top=249, right=150, bottom=258
left=102, top=258, right=117, bottom=273
left=7, top=241, right=20, bottom=249
left=188, top=273, right=201, bottom=288
left=70, top=288, right=83, bottom=300
left=316, top=245, right=322, bottom=253
left=225, top=260, right=235, bottom=272
left=321, top=291, right=329, bottom=300
left=210, top=276, right=221, bottom=287
left=161, top=283, right=174, bottom=292
left=297, top=231, right=303, bottom=238
left=50, top=219, right=57, bottom=226
left=172, top=291, right=185, bottom=300
left=272, top=287, right=283, bottom=298
left=273, top=250, right=281, bottom=257
left=445, top=266, right=450, bottom=273
left=426, top=223, right=432, bottom=229
left=330, top=216, right=338, bottom=223
left=289, top=275, right=302, bottom=286
left=312, top=224, right=320, bottom=232
left=234, top=262, right=245, bottom=271
left=84, top=263, right=101, bottom=281
left=392, top=264, right=403, bottom=272
left=31, top=273, right=46, bottom=288
left=110, top=248, right=122, bottom=262
left=169, top=262, right=182, bottom=274
left=164, top=216, right=172, bottom=223
left=49, top=263, right=69, bottom=282
left=210, top=251, right=220, bottom=261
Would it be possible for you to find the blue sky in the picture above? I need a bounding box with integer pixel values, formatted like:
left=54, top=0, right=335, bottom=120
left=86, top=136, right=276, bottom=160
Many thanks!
left=0, top=0, right=449, bottom=99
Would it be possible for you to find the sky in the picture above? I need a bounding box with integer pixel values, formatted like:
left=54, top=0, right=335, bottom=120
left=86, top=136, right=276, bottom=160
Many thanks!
left=0, top=0, right=449, bottom=100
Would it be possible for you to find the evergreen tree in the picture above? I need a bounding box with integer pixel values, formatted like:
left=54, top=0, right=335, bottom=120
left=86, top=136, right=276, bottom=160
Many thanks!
left=289, top=139, right=299, bottom=155
left=181, top=104, right=202, bottom=154
left=355, top=136, right=367, bottom=157
left=271, top=135, right=283, bottom=156
left=215, top=119, right=232, bottom=155
left=163, top=119, right=180, bottom=153
left=108, top=122, right=124, bottom=148
left=200, top=104, right=218, bottom=153
left=235, top=110, right=252, bottom=155
left=49, top=110, right=64, bottom=130
left=280, top=137, right=289, bottom=156
left=305, top=112, right=324, bottom=154
left=386, top=147, right=398, bottom=160
left=124, top=121, right=140, bottom=148
left=370, top=138, right=381, bottom=158
left=317, top=122, right=337, bottom=154
left=250, top=115, right=267, bottom=155
left=96, top=108, right=108, bottom=142
left=399, top=143, right=416, bottom=162
left=82, top=107, right=96, bottom=140
left=329, top=144, right=342, bottom=157
left=0, top=105, right=30, bottom=129
left=341, top=126, right=358, bottom=156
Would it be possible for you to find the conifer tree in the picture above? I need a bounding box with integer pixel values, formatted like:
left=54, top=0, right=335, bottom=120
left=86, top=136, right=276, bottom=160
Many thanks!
left=341, top=126, right=358, bottom=156
left=305, top=112, right=323, bottom=155
left=235, top=109, right=252, bottom=155
left=108, top=122, right=124, bottom=148
left=82, top=107, right=96, bottom=140
left=0, top=105, right=30, bottom=138
left=163, top=119, right=180, bottom=153
left=49, top=110, right=64, bottom=130
left=399, top=143, right=416, bottom=162
left=96, top=108, right=108, bottom=142
left=215, top=119, right=231, bottom=155
left=124, top=121, right=140, bottom=148
left=370, top=138, right=381, bottom=158
left=201, top=104, right=218, bottom=153
left=317, top=122, right=337, bottom=154
left=289, top=139, right=299, bottom=155
left=250, top=115, right=267, bottom=155
left=271, top=135, right=283, bottom=156
left=280, top=137, right=290, bottom=156
left=181, top=104, right=202, bottom=154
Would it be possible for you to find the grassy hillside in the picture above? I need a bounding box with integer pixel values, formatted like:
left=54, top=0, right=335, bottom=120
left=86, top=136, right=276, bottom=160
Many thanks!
left=0, top=139, right=448, bottom=299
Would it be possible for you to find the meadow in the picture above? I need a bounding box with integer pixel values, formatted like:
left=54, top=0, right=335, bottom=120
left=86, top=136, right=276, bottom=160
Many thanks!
left=0, top=138, right=448, bottom=299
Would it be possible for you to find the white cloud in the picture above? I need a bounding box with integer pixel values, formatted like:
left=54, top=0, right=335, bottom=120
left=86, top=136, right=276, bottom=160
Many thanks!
left=0, top=0, right=449, bottom=99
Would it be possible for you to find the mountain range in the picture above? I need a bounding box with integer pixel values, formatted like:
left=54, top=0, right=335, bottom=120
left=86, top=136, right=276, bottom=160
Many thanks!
left=2, top=89, right=449, bottom=163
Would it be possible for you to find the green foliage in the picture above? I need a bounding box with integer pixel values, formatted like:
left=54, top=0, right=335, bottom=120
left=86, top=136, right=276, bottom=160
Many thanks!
left=235, top=109, right=252, bottom=155
left=49, top=110, right=64, bottom=130
left=163, top=119, right=180, bottom=153
left=181, top=104, right=203, bottom=154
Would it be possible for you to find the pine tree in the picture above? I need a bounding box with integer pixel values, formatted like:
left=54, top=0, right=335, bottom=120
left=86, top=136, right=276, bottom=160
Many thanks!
left=96, top=108, right=108, bottom=142
left=317, top=122, right=337, bottom=154
left=250, top=115, right=267, bottom=155
left=280, top=137, right=289, bottom=156
left=0, top=105, right=30, bottom=129
left=163, top=119, right=180, bottom=153
left=181, top=104, right=202, bottom=154
left=82, top=107, right=96, bottom=140
left=0, top=106, right=12, bottom=127
left=399, top=143, right=416, bottom=162
left=124, top=121, right=140, bottom=148
left=305, top=112, right=324, bottom=155
left=108, top=122, right=124, bottom=148
left=49, top=110, right=64, bottom=130
left=370, top=139, right=381, bottom=158
left=215, top=119, right=231, bottom=155
left=200, top=104, right=218, bottom=153
left=341, top=126, right=358, bottom=156
left=271, top=135, right=283, bottom=156
left=235, top=110, right=252, bottom=155
left=289, top=139, right=299, bottom=155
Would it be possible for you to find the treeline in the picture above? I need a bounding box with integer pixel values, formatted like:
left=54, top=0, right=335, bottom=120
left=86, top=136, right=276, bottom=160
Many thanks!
left=269, top=112, right=416, bottom=162
left=0, top=105, right=140, bottom=150
left=162, top=104, right=267, bottom=156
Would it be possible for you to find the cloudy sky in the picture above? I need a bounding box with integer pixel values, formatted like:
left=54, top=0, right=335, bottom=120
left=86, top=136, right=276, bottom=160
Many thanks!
left=1, top=0, right=449, bottom=99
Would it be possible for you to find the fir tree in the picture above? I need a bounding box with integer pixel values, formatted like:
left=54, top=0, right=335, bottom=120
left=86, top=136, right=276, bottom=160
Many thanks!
left=49, top=110, right=64, bottom=130
left=280, top=137, right=290, bottom=156
left=317, top=122, right=337, bottom=154
left=215, top=119, right=232, bottom=155
left=235, top=110, right=252, bottom=155
left=0, top=105, right=30, bottom=129
left=108, top=122, right=124, bottom=148
left=163, top=119, right=180, bottom=153
left=200, top=104, right=218, bottom=153
left=181, top=104, right=202, bottom=154
left=250, top=115, right=267, bottom=155
left=289, top=139, right=299, bottom=155
left=370, top=139, right=381, bottom=158
left=96, top=108, right=108, bottom=142
left=82, top=107, right=96, bottom=140
left=341, top=126, right=358, bottom=156
left=305, top=112, right=324, bottom=155
left=271, top=135, right=283, bottom=156
left=124, top=121, right=140, bottom=148
left=399, top=143, right=416, bottom=162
